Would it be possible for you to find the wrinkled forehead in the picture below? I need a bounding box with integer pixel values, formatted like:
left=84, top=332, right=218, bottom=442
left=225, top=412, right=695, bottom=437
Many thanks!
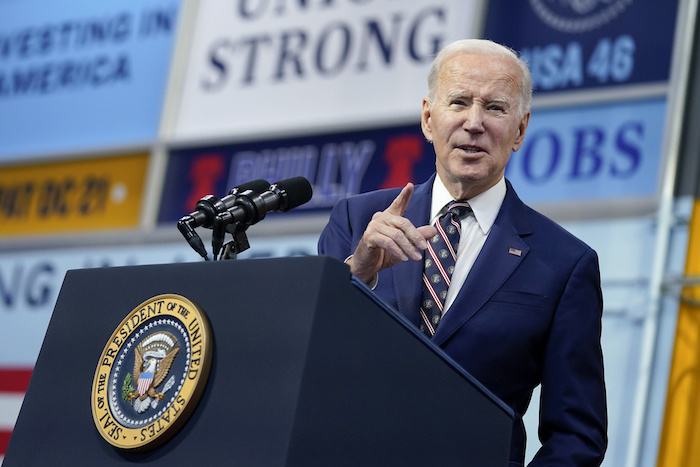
left=438, top=53, right=522, bottom=100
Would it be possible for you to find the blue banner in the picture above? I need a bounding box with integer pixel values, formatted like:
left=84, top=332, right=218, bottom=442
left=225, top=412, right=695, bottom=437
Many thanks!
left=483, top=0, right=679, bottom=93
left=158, top=124, right=437, bottom=224
left=0, top=0, right=181, bottom=161
left=506, top=98, right=666, bottom=203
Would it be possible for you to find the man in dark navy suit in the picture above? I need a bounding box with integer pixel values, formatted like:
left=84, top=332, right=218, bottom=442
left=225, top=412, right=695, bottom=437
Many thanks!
left=318, top=39, right=607, bottom=466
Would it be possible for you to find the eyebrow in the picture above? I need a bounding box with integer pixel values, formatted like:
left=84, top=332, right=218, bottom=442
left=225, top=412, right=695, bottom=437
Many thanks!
left=446, top=92, right=470, bottom=101
left=447, top=92, right=511, bottom=108
left=488, top=97, right=511, bottom=107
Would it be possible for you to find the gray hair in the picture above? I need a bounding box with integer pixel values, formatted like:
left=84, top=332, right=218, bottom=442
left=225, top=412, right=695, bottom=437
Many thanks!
left=426, top=39, right=532, bottom=118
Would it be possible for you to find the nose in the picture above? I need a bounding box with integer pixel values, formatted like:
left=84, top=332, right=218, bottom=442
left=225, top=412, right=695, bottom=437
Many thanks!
left=462, top=105, right=485, bottom=133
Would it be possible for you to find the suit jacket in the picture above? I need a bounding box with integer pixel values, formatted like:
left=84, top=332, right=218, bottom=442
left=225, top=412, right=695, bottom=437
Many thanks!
left=318, top=174, right=607, bottom=466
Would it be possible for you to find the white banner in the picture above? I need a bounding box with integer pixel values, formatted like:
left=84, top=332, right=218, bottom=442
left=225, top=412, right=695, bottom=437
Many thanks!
left=170, top=0, right=481, bottom=142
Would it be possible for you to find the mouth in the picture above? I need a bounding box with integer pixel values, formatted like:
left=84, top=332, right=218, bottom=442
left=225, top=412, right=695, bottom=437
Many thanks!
left=457, top=145, right=486, bottom=155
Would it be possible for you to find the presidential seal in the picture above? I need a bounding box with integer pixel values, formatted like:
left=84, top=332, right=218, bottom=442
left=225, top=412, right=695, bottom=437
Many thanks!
left=91, top=294, right=213, bottom=451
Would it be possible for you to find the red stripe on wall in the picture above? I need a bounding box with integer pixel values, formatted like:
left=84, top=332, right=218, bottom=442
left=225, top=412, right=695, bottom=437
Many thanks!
left=0, top=369, right=33, bottom=393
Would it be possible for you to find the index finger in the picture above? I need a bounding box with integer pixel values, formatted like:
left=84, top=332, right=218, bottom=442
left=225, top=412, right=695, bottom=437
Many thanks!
left=385, top=183, right=414, bottom=217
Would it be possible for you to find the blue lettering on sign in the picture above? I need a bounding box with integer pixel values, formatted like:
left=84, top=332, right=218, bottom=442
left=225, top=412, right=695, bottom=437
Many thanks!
left=506, top=98, right=664, bottom=202
left=521, top=35, right=636, bottom=91
left=570, top=126, right=605, bottom=180
left=0, top=5, right=177, bottom=99
left=0, top=13, right=133, bottom=61
left=0, top=262, right=56, bottom=310
left=612, top=121, right=643, bottom=178
left=0, top=54, right=131, bottom=97
left=201, top=6, right=445, bottom=90
left=521, top=130, right=560, bottom=184
left=483, top=1, right=678, bottom=92
left=229, top=139, right=375, bottom=207
left=236, top=0, right=347, bottom=20
left=230, top=146, right=319, bottom=183
left=315, top=22, right=351, bottom=76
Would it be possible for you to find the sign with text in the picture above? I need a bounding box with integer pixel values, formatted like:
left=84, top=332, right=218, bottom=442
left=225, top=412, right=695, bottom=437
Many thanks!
left=0, top=0, right=181, bottom=161
left=483, top=0, right=679, bottom=93
left=506, top=98, right=666, bottom=203
left=0, top=153, right=149, bottom=236
left=158, top=124, right=436, bottom=224
left=170, top=0, right=481, bottom=142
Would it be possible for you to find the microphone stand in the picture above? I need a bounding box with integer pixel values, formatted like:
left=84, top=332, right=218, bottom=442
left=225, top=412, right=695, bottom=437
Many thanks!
left=214, top=189, right=263, bottom=260
left=178, top=210, right=251, bottom=261
left=218, top=221, right=251, bottom=260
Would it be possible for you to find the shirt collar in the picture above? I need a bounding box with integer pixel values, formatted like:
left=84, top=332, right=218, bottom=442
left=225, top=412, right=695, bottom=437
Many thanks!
left=430, top=175, right=506, bottom=235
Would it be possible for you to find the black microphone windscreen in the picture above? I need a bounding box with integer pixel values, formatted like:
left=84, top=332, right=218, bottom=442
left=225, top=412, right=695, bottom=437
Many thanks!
left=274, top=176, right=313, bottom=211
left=233, top=179, right=270, bottom=195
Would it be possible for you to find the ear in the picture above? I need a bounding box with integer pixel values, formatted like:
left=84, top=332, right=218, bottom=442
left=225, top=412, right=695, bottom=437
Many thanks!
left=421, top=98, right=433, bottom=142
left=512, top=111, right=530, bottom=152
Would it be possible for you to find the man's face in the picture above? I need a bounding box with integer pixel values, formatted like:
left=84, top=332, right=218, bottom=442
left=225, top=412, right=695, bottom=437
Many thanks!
left=421, top=52, right=530, bottom=199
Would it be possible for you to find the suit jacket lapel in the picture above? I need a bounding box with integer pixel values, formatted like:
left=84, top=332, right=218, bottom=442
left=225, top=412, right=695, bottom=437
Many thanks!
left=391, top=175, right=434, bottom=324
left=433, top=181, right=532, bottom=345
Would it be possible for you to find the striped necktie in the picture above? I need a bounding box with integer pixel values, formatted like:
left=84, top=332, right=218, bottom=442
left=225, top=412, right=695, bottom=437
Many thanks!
left=419, top=200, right=471, bottom=337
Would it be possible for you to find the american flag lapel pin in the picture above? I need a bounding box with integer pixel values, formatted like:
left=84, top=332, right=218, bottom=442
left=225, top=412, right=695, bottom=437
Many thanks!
left=508, top=247, right=522, bottom=257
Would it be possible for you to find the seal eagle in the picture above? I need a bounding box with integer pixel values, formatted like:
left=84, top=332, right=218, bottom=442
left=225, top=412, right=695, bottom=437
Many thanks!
left=130, top=332, right=180, bottom=412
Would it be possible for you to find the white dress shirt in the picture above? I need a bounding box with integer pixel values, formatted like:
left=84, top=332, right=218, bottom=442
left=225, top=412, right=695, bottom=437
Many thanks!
left=429, top=176, right=506, bottom=315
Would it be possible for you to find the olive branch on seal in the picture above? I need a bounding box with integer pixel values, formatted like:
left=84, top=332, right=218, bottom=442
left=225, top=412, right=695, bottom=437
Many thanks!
left=122, top=373, right=136, bottom=402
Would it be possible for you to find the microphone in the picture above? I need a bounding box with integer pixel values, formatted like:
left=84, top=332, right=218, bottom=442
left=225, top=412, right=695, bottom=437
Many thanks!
left=217, top=176, right=313, bottom=228
left=178, top=178, right=270, bottom=260
left=179, top=178, right=270, bottom=230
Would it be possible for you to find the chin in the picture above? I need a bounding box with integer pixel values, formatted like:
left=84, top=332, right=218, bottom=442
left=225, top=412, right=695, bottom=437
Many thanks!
left=451, top=166, right=487, bottom=183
